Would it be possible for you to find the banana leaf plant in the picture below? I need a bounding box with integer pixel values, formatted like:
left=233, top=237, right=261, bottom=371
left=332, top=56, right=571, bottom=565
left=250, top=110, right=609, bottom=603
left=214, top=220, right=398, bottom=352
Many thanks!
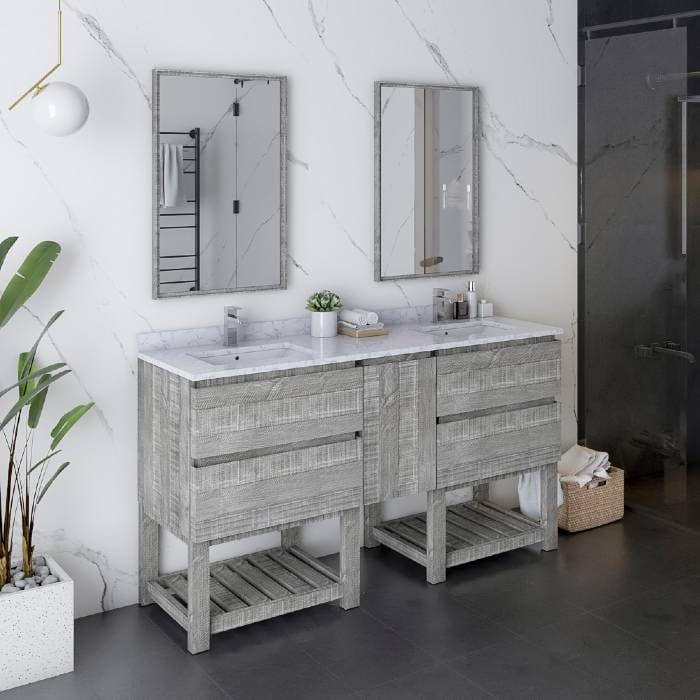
left=0, top=237, right=93, bottom=585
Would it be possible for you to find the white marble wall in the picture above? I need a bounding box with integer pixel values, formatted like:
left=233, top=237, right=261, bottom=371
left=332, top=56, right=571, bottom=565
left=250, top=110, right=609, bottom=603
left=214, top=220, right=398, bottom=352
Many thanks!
left=0, top=0, right=577, bottom=617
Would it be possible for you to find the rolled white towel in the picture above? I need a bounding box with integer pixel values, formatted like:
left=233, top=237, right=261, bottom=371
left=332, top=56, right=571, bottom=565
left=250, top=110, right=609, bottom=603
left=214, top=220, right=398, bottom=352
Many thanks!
left=339, top=309, right=369, bottom=326
left=355, top=308, right=379, bottom=325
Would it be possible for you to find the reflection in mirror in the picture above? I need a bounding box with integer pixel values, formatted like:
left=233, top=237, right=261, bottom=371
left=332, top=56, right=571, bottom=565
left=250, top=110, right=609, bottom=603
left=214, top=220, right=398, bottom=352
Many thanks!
left=375, top=83, right=479, bottom=280
left=153, top=70, right=286, bottom=297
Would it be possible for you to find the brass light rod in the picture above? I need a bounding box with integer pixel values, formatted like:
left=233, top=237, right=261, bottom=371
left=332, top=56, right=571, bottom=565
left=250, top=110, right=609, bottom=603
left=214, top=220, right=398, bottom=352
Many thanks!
left=9, top=2, right=63, bottom=110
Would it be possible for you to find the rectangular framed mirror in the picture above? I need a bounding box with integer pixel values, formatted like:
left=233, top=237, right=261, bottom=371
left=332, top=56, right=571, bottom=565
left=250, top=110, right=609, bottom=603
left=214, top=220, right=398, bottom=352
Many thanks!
left=374, top=82, right=479, bottom=281
left=152, top=69, right=287, bottom=297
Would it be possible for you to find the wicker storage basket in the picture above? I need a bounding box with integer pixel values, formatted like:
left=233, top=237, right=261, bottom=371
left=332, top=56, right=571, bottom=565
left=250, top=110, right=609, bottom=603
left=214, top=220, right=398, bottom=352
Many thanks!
left=558, top=467, right=624, bottom=533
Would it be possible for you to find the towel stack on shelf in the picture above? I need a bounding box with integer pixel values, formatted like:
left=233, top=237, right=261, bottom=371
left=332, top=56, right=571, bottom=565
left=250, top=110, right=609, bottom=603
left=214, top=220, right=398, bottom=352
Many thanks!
left=338, top=309, right=388, bottom=338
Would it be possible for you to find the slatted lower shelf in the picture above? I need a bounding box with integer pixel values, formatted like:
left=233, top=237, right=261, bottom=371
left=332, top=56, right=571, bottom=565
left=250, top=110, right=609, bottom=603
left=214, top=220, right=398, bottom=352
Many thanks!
left=147, top=546, right=341, bottom=634
left=373, top=501, right=544, bottom=569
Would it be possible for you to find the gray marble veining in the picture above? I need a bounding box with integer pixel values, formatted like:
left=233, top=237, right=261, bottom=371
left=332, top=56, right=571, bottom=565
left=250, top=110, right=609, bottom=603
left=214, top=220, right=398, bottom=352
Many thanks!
left=138, top=315, right=562, bottom=381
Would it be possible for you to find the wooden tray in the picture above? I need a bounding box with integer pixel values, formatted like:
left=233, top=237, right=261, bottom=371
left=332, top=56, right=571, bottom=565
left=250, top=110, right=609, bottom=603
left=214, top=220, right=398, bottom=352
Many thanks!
left=337, top=325, right=389, bottom=338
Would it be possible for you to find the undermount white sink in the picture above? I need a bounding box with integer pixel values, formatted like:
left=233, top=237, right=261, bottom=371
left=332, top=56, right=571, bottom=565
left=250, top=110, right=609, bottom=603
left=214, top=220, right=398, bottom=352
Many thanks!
left=419, top=320, right=514, bottom=340
left=190, top=343, right=313, bottom=368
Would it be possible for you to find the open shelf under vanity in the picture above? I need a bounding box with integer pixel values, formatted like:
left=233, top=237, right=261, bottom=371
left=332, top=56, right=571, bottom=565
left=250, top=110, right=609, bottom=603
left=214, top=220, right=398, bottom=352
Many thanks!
left=147, top=546, right=342, bottom=635
left=372, top=501, right=544, bottom=569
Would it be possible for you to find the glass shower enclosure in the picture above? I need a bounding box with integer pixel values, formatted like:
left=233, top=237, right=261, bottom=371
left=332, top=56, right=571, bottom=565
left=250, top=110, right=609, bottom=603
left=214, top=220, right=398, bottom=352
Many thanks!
left=581, top=19, right=700, bottom=527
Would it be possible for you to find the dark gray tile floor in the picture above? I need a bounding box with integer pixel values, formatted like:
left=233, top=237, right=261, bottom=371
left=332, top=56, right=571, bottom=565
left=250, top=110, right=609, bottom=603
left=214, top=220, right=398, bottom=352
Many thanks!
left=5, top=509, right=700, bottom=699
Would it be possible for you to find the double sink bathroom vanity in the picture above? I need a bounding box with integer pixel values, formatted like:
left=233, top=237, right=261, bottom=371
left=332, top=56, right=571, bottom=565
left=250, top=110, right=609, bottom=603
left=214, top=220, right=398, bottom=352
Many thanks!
left=137, top=315, right=562, bottom=653
left=144, top=69, right=562, bottom=654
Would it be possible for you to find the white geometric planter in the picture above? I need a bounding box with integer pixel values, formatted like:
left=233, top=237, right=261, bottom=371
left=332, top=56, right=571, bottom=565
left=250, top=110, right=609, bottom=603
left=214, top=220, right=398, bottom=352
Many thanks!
left=0, top=555, right=74, bottom=692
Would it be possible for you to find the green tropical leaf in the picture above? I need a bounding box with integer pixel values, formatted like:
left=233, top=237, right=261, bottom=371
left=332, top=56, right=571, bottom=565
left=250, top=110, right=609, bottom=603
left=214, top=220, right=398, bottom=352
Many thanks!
left=0, top=370, right=71, bottom=432
left=37, top=462, right=70, bottom=504
left=50, top=403, right=94, bottom=450
left=17, top=352, right=35, bottom=398
left=0, top=362, right=66, bottom=402
left=28, top=450, right=61, bottom=476
left=0, top=237, right=18, bottom=270
left=0, top=241, right=61, bottom=327
left=17, top=310, right=64, bottom=381
left=27, top=374, right=53, bottom=429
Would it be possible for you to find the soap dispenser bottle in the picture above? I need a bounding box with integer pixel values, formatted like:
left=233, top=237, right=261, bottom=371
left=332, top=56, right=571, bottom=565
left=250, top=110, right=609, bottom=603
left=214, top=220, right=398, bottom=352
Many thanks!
left=466, top=281, right=478, bottom=319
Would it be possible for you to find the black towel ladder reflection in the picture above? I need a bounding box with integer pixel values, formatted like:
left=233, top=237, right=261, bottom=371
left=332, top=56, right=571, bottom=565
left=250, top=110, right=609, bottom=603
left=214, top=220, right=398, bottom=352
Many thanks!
left=158, top=128, right=200, bottom=292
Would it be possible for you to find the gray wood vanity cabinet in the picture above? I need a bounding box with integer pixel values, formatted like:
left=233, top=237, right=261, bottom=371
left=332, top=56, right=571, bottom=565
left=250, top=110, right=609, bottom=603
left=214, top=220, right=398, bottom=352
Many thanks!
left=138, top=361, right=363, bottom=654
left=364, top=338, right=561, bottom=584
left=137, top=324, right=561, bottom=653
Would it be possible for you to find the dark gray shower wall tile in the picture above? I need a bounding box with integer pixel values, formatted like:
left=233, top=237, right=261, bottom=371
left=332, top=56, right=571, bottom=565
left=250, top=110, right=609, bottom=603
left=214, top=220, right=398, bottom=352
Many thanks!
left=583, top=27, right=688, bottom=478
left=523, top=611, right=698, bottom=697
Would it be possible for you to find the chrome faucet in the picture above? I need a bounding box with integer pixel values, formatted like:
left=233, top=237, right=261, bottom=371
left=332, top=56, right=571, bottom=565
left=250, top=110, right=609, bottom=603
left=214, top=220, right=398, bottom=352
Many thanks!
left=224, top=306, right=243, bottom=346
left=432, top=288, right=455, bottom=323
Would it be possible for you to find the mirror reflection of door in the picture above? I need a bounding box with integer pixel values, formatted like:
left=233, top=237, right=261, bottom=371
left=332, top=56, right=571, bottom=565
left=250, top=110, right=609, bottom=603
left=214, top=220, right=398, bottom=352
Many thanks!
left=154, top=71, right=286, bottom=297
left=377, top=83, right=478, bottom=280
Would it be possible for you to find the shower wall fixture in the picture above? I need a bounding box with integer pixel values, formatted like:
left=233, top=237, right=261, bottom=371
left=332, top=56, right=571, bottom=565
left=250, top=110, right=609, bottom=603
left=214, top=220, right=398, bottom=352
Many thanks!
left=152, top=70, right=287, bottom=298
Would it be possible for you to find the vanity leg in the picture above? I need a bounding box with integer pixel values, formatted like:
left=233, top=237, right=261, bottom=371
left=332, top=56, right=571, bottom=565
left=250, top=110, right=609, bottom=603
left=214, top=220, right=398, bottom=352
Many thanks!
left=363, top=502, right=382, bottom=548
left=473, top=483, right=489, bottom=503
left=187, top=541, right=211, bottom=654
left=138, top=503, right=158, bottom=606
left=426, top=489, right=446, bottom=584
left=281, top=526, right=301, bottom=549
left=339, top=507, right=361, bottom=609
left=540, top=463, right=559, bottom=552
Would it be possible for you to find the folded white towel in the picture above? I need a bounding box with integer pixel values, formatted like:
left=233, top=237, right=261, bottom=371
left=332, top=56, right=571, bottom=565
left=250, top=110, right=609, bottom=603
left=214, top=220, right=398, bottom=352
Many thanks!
left=160, top=143, right=186, bottom=208
left=558, top=444, right=610, bottom=487
left=355, top=308, right=380, bottom=325
left=339, top=309, right=369, bottom=326
left=558, top=444, right=609, bottom=476
left=338, top=320, right=384, bottom=331
left=560, top=467, right=610, bottom=487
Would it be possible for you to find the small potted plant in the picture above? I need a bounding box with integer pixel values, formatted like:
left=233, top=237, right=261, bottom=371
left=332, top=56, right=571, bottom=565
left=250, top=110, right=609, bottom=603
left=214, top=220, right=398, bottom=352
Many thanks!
left=0, top=237, right=93, bottom=691
left=305, top=289, right=342, bottom=338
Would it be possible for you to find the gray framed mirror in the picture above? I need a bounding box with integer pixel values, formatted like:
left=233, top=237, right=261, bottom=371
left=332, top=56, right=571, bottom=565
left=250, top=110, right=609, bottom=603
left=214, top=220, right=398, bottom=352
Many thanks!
left=152, top=69, right=287, bottom=298
left=374, top=82, right=479, bottom=281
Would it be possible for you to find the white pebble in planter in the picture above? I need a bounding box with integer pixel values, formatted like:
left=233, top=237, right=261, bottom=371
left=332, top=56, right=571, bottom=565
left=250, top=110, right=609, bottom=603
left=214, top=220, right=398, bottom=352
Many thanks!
left=0, top=555, right=73, bottom=691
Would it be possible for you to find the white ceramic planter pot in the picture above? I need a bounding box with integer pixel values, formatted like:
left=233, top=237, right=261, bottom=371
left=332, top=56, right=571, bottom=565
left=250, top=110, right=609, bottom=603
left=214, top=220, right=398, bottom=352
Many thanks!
left=0, top=555, right=74, bottom=691
left=310, top=310, right=338, bottom=338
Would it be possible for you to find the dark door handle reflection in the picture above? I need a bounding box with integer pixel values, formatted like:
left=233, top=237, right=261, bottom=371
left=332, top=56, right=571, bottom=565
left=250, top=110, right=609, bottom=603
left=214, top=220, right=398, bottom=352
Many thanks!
left=635, top=342, right=696, bottom=364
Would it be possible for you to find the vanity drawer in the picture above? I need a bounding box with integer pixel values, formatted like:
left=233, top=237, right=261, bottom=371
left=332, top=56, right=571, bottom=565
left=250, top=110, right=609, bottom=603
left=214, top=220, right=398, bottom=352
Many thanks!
left=190, top=367, right=363, bottom=459
left=191, top=438, right=363, bottom=541
left=436, top=341, right=560, bottom=417
left=436, top=402, right=560, bottom=489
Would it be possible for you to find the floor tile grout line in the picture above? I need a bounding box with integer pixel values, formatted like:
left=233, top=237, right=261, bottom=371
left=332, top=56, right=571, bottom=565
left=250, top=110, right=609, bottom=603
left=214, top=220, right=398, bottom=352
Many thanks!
left=356, top=604, right=447, bottom=661
left=511, top=607, right=700, bottom=688
left=444, top=630, right=601, bottom=695
left=584, top=606, right=700, bottom=664
left=141, top=607, right=235, bottom=699
left=296, top=644, right=358, bottom=693
left=444, top=580, right=592, bottom=633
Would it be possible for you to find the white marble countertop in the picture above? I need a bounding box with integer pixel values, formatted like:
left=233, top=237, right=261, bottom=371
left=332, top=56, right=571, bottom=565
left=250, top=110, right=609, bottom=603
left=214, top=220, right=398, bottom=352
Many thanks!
left=137, top=316, right=563, bottom=382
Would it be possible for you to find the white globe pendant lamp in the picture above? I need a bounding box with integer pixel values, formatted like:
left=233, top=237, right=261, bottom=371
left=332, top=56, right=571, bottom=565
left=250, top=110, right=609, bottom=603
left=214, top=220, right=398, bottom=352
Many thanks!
left=31, top=82, right=89, bottom=136
left=9, top=1, right=89, bottom=136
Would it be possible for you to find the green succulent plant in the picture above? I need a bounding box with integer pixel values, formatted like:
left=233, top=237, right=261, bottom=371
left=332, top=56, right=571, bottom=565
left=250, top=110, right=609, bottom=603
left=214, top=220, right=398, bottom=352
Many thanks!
left=305, top=289, right=342, bottom=312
